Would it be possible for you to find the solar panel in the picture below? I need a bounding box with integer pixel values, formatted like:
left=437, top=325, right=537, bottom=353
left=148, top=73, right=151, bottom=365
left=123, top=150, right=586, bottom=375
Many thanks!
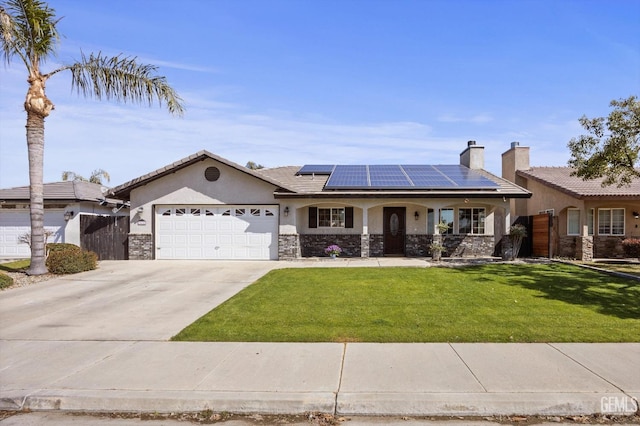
left=401, top=165, right=454, bottom=188
left=369, top=165, right=412, bottom=187
left=433, top=165, right=498, bottom=188
left=325, top=165, right=369, bottom=188
left=297, top=164, right=335, bottom=175
left=322, top=164, right=499, bottom=190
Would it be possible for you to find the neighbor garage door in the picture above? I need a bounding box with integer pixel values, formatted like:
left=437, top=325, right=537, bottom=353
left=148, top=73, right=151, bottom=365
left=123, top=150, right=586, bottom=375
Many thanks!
left=0, top=209, right=66, bottom=258
left=155, top=205, right=278, bottom=260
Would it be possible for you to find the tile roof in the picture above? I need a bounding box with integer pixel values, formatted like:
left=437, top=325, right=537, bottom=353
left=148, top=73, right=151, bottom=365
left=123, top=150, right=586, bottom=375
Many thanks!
left=517, top=167, right=640, bottom=199
left=109, top=150, right=531, bottom=201
left=0, top=181, right=116, bottom=202
left=258, top=166, right=530, bottom=199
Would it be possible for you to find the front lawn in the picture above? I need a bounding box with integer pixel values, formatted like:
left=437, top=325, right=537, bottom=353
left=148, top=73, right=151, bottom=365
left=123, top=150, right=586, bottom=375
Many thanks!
left=172, top=263, right=640, bottom=343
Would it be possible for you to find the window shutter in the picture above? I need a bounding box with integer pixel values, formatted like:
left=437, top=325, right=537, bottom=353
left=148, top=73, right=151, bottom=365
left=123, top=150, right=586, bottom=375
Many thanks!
left=309, top=207, right=317, bottom=228
left=345, top=207, right=354, bottom=228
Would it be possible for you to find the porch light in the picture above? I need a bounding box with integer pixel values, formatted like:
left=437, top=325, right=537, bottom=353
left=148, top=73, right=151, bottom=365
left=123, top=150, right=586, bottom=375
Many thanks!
left=284, top=206, right=290, bottom=217
left=633, top=211, right=639, bottom=219
left=137, top=206, right=144, bottom=213
left=64, top=211, right=73, bottom=221
left=414, top=211, right=419, bottom=221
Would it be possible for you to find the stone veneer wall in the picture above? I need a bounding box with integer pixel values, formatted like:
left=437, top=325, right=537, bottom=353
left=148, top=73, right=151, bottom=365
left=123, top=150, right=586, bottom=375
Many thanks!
left=577, top=236, right=593, bottom=261
left=405, top=235, right=433, bottom=257
left=370, top=234, right=493, bottom=258
left=278, top=234, right=300, bottom=260
left=299, top=234, right=361, bottom=257
left=558, top=236, right=578, bottom=259
left=128, top=233, right=153, bottom=260
left=594, top=236, right=626, bottom=258
left=369, top=234, right=384, bottom=257
left=443, top=235, right=495, bottom=257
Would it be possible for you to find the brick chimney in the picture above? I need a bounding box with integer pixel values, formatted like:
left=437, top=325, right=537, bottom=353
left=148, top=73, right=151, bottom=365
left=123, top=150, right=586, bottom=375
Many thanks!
left=501, top=141, right=530, bottom=183
left=460, top=140, right=484, bottom=169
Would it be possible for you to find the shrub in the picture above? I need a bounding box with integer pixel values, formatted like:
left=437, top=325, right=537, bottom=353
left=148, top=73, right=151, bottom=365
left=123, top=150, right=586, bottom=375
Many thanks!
left=47, top=243, right=82, bottom=254
left=621, top=238, right=640, bottom=258
left=46, top=247, right=98, bottom=274
left=0, top=272, right=13, bottom=289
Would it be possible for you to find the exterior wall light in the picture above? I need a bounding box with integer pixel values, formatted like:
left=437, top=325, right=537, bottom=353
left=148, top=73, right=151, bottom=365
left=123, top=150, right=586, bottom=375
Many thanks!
left=137, top=206, right=144, bottom=213
left=414, top=211, right=419, bottom=221
left=64, top=211, right=73, bottom=221
left=284, top=206, right=290, bottom=217
left=633, top=211, right=639, bottom=219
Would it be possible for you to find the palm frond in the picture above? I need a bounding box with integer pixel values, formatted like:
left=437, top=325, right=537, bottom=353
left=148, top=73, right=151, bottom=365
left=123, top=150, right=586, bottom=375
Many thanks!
left=68, top=52, right=185, bottom=116
left=0, top=0, right=59, bottom=68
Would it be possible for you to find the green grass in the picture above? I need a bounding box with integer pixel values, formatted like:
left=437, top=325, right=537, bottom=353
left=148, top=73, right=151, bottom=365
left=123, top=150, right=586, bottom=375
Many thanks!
left=0, top=259, right=30, bottom=273
left=172, top=263, right=640, bottom=343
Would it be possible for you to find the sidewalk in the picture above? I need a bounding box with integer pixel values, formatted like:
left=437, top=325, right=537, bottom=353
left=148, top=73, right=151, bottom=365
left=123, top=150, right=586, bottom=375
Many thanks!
left=1, top=340, right=638, bottom=416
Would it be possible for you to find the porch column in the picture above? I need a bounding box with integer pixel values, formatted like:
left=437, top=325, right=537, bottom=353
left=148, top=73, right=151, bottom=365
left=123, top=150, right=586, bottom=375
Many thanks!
left=577, top=206, right=594, bottom=261
left=361, top=207, right=369, bottom=257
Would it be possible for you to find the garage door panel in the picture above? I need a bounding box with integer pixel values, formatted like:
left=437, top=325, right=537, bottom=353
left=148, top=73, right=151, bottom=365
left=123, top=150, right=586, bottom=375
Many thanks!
left=0, top=209, right=65, bottom=258
left=156, top=205, right=278, bottom=260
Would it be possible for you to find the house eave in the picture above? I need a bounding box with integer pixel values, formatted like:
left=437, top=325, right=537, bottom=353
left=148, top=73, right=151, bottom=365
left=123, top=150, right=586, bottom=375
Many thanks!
left=274, top=190, right=532, bottom=199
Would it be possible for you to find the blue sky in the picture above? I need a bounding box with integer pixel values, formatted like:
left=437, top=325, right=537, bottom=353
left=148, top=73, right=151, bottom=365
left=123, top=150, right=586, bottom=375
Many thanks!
left=1, top=0, right=638, bottom=189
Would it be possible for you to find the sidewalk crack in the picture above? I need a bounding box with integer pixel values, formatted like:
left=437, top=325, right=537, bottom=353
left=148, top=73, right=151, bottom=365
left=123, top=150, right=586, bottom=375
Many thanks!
left=334, top=343, right=347, bottom=415
left=449, top=343, right=487, bottom=392
left=547, top=343, right=631, bottom=396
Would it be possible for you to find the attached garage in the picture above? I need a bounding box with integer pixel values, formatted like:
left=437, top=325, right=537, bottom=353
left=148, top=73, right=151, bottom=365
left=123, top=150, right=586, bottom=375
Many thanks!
left=0, top=209, right=65, bottom=258
left=155, top=205, right=279, bottom=260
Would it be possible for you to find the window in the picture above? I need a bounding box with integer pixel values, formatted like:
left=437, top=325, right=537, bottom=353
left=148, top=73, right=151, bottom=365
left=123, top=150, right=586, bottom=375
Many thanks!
left=250, top=208, right=261, bottom=216
left=191, top=208, right=201, bottom=216
left=427, top=208, right=435, bottom=235
left=458, top=208, right=486, bottom=234
left=587, top=208, right=594, bottom=235
left=175, top=208, right=186, bottom=216
left=235, top=208, right=246, bottom=217
left=439, top=209, right=454, bottom=234
left=567, top=209, right=580, bottom=235
left=598, top=208, right=625, bottom=235
left=319, top=207, right=345, bottom=228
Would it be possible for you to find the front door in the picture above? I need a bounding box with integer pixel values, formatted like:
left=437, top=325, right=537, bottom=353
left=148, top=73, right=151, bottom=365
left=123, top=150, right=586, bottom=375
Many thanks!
left=383, top=207, right=405, bottom=255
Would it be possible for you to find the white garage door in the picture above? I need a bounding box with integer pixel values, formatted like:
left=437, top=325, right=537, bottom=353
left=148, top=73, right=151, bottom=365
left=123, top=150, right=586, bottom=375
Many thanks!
left=0, top=209, right=66, bottom=258
left=155, top=205, right=279, bottom=260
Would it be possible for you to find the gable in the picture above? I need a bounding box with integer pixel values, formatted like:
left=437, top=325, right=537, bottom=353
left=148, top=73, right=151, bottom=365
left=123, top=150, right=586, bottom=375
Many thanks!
left=129, top=158, right=280, bottom=206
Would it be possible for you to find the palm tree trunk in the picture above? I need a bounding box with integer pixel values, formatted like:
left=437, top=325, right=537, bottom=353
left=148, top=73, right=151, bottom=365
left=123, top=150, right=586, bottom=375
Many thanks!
left=25, top=112, right=48, bottom=275
left=24, top=74, right=53, bottom=276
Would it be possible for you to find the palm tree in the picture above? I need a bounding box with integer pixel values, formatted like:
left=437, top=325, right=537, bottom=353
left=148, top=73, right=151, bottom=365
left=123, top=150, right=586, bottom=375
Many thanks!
left=62, top=169, right=111, bottom=184
left=0, top=0, right=184, bottom=275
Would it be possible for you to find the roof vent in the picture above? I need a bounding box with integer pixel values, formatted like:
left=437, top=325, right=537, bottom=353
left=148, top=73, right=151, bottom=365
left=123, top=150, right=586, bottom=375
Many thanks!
left=204, top=167, right=221, bottom=182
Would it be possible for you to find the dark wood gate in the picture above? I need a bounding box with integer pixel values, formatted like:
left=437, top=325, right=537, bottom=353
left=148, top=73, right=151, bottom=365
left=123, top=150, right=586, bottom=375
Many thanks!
left=80, top=215, right=129, bottom=260
left=532, top=213, right=552, bottom=258
left=383, top=207, right=405, bottom=256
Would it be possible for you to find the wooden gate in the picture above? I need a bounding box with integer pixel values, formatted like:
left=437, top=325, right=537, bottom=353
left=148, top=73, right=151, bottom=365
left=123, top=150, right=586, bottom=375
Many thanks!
left=80, top=215, right=129, bottom=260
left=532, top=213, right=552, bottom=258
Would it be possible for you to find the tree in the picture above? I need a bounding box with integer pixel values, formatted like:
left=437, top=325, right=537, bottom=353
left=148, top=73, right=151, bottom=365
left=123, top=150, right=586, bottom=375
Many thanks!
left=62, top=169, right=110, bottom=184
left=568, top=95, right=640, bottom=187
left=245, top=161, right=265, bottom=170
left=1, top=0, right=184, bottom=275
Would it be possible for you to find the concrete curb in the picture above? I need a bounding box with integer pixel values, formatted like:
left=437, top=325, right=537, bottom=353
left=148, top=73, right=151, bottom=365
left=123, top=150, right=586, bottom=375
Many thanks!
left=336, top=392, right=639, bottom=416
left=17, top=390, right=337, bottom=415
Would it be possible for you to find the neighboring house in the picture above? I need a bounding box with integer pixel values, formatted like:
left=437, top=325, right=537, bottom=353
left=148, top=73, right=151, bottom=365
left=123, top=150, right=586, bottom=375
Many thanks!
left=109, top=141, right=531, bottom=260
left=0, top=181, right=129, bottom=259
left=502, top=142, right=640, bottom=260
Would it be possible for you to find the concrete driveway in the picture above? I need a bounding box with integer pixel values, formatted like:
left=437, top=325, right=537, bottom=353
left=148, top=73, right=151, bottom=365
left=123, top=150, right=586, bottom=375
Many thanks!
left=0, top=260, right=278, bottom=341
